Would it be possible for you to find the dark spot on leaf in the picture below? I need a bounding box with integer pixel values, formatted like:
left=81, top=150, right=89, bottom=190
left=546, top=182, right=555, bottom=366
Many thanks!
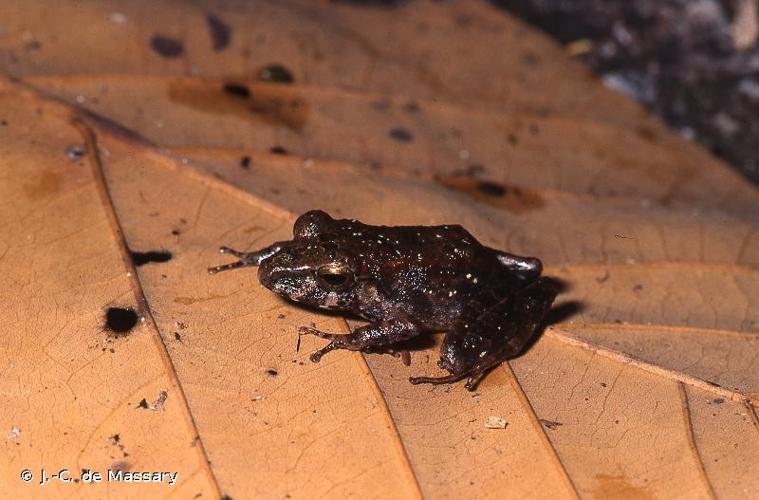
left=712, top=398, right=725, bottom=404
left=636, top=125, right=658, bottom=142
left=600, top=382, right=607, bottom=387
left=109, top=433, right=120, bottom=444
left=476, top=180, right=506, bottom=197
left=24, top=40, right=41, bottom=51
left=257, top=64, right=294, bottom=84
left=150, top=35, right=184, bottom=58
left=401, top=351, right=411, bottom=366
left=1, top=120, right=7, bottom=126
left=468, top=164, right=486, bottom=176
left=137, top=398, right=149, bottom=409
left=270, top=146, right=288, bottom=155
left=130, top=250, right=172, bottom=266
left=265, top=368, right=278, bottom=377
left=21, top=170, right=60, bottom=201
left=507, top=133, right=519, bottom=145
left=240, top=156, right=251, bottom=169
left=456, top=14, right=473, bottom=27
left=371, top=99, right=391, bottom=111
left=404, top=101, right=420, bottom=113
left=437, top=175, right=545, bottom=214
left=388, top=127, right=414, bottom=142
left=174, top=332, right=182, bottom=341
left=167, top=81, right=309, bottom=131
left=66, top=144, right=86, bottom=161
left=522, top=51, right=540, bottom=66
left=110, top=461, right=131, bottom=473
left=171, top=229, right=180, bottom=236
left=105, top=307, right=138, bottom=334
left=223, top=83, right=250, bottom=98
left=206, top=14, right=231, bottom=51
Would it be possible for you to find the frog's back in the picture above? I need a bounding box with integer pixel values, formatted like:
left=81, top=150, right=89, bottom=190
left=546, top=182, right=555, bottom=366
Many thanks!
left=332, top=218, right=497, bottom=278
left=333, top=217, right=472, bottom=246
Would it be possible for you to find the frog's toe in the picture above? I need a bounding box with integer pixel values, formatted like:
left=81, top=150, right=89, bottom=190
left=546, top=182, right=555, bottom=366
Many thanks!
left=298, top=326, right=335, bottom=339
left=309, top=342, right=338, bottom=362
left=218, top=246, right=246, bottom=257
left=463, top=370, right=489, bottom=391
left=408, top=373, right=466, bottom=386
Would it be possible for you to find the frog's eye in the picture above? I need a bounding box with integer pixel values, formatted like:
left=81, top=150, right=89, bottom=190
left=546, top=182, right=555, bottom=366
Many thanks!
left=316, top=264, right=354, bottom=290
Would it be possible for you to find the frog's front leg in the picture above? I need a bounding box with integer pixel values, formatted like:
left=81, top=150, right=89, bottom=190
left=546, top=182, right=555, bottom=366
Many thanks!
left=207, top=241, right=289, bottom=274
left=300, top=320, right=421, bottom=362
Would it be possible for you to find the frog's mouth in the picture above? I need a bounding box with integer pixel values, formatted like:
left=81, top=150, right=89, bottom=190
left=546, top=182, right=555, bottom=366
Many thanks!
left=258, top=266, right=317, bottom=301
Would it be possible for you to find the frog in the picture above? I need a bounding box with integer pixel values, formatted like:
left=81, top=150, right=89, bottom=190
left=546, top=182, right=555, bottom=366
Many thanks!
left=208, top=210, right=558, bottom=390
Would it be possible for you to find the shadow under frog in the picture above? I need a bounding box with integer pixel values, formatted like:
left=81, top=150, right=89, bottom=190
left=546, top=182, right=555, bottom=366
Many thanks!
left=209, top=210, right=559, bottom=391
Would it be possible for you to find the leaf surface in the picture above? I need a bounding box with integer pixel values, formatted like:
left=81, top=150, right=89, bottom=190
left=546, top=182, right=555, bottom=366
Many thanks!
left=1, top=1, right=757, bottom=498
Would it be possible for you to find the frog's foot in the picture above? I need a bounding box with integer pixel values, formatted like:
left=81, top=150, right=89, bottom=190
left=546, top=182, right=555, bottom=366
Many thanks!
left=207, top=242, right=288, bottom=274
left=408, top=370, right=487, bottom=391
left=298, top=326, right=340, bottom=362
left=309, top=343, right=338, bottom=363
left=463, top=370, right=489, bottom=391
left=207, top=250, right=250, bottom=274
left=218, top=246, right=249, bottom=259
left=305, top=333, right=360, bottom=363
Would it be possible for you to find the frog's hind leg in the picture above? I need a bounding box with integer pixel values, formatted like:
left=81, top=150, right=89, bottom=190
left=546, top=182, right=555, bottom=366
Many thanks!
left=414, top=277, right=558, bottom=391
left=207, top=242, right=288, bottom=274
left=408, top=366, right=488, bottom=389
left=465, top=277, right=559, bottom=390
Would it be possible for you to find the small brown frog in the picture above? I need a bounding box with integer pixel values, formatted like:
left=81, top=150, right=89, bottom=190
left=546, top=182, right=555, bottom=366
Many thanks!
left=209, top=210, right=558, bottom=390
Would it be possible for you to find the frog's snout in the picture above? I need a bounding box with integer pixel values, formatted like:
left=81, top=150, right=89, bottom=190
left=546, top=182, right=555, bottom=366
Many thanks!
left=258, top=255, right=319, bottom=304
left=257, top=258, right=287, bottom=290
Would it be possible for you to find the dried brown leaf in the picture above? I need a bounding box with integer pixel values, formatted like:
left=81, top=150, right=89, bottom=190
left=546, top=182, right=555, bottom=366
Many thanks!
left=1, top=1, right=758, bottom=498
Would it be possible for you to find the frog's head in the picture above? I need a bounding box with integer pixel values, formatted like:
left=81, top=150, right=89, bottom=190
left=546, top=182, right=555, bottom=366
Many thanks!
left=258, top=239, right=360, bottom=311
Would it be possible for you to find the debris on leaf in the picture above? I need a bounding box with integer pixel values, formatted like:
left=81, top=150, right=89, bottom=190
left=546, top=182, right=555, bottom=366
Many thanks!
left=137, top=390, right=168, bottom=410
left=484, top=416, right=508, bottom=429
left=540, top=419, right=563, bottom=430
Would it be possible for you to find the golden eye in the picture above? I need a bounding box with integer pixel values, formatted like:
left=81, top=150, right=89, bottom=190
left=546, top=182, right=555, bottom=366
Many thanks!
left=317, top=264, right=354, bottom=290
